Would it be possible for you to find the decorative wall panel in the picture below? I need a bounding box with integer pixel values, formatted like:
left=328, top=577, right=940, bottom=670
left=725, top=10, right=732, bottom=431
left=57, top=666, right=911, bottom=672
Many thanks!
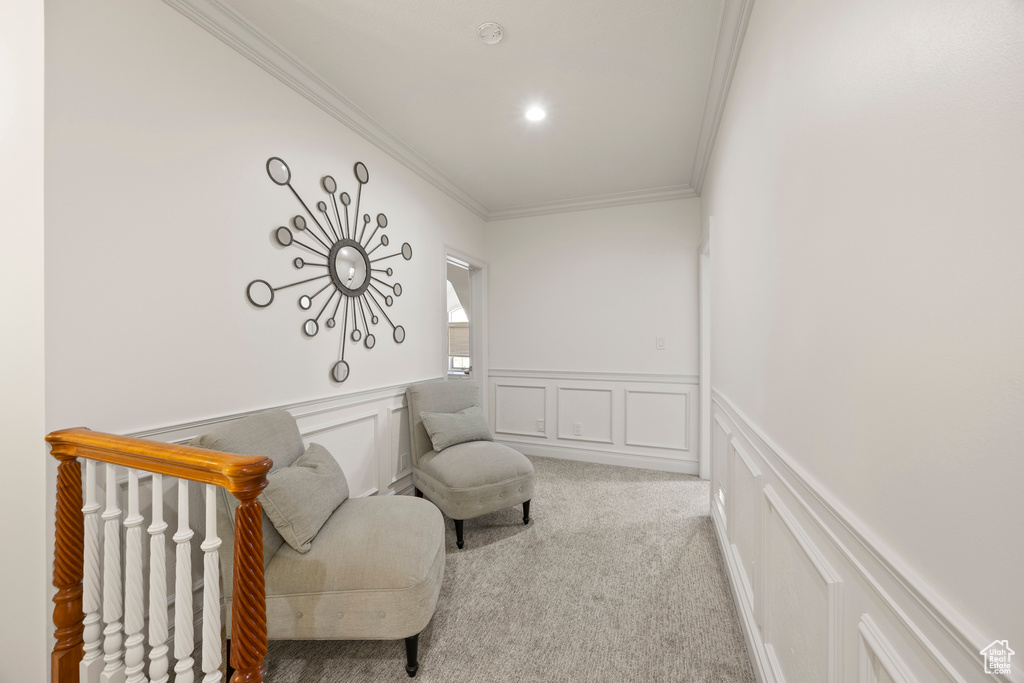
left=858, top=615, right=917, bottom=683
left=709, top=392, right=984, bottom=683
left=132, top=381, right=420, bottom=499
left=489, top=370, right=699, bottom=475
left=301, top=412, right=379, bottom=497
left=763, top=486, right=842, bottom=683
left=557, top=387, right=614, bottom=444
left=730, top=437, right=762, bottom=626
left=712, top=414, right=732, bottom=528
left=624, top=390, right=689, bottom=450
left=494, top=384, right=546, bottom=437
left=388, top=405, right=412, bottom=485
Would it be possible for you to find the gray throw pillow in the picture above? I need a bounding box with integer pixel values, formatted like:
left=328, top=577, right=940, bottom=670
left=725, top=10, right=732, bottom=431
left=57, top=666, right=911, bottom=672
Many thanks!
left=419, top=405, right=494, bottom=452
left=259, top=442, right=349, bottom=553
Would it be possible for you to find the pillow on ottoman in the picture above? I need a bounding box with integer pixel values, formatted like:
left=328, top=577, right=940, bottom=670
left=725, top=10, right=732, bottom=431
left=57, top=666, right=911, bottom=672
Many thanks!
left=260, top=442, right=349, bottom=553
left=419, top=405, right=493, bottom=452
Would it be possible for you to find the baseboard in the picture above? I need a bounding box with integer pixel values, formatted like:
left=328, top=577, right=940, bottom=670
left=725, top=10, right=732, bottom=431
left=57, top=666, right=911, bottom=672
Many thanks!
left=711, top=504, right=773, bottom=683
left=498, top=439, right=699, bottom=475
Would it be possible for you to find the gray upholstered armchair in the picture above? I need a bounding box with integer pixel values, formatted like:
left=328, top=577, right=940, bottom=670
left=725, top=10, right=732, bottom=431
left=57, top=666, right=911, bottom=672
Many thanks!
left=191, top=409, right=445, bottom=677
left=406, top=380, right=534, bottom=549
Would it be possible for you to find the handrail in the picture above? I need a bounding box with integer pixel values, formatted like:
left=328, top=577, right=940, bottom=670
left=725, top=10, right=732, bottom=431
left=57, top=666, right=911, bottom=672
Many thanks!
left=46, top=428, right=272, bottom=495
left=46, top=428, right=273, bottom=683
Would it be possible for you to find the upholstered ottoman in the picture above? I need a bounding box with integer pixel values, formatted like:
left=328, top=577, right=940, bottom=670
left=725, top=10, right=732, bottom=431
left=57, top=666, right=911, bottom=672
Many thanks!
left=261, top=495, right=444, bottom=642
left=192, top=408, right=445, bottom=677
left=407, top=380, right=534, bottom=549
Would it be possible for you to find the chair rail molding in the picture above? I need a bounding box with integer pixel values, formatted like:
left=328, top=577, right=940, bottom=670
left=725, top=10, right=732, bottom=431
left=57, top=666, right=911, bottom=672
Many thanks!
left=126, top=379, right=441, bottom=499
left=711, top=389, right=1013, bottom=682
left=489, top=368, right=698, bottom=385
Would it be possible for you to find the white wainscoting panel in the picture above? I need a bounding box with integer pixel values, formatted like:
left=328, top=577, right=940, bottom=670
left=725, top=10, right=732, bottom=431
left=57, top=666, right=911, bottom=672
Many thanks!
left=494, top=384, right=547, bottom=438
left=300, top=411, right=378, bottom=497
left=625, top=390, right=689, bottom=450
left=710, top=390, right=1010, bottom=683
left=556, top=387, right=614, bottom=444
left=129, top=379, right=431, bottom=497
left=712, top=414, right=732, bottom=529
left=730, top=436, right=762, bottom=627
left=763, top=485, right=843, bottom=683
left=489, top=370, right=699, bottom=475
left=388, top=404, right=412, bottom=486
left=859, top=615, right=917, bottom=683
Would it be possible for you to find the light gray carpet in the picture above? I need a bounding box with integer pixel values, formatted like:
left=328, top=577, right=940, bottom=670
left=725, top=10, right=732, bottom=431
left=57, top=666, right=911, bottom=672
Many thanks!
left=262, top=456, right=755, bottom=682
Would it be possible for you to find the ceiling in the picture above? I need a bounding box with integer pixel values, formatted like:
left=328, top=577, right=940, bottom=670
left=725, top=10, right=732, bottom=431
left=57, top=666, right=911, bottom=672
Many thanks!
left=170, top=0, right=751, bottom=219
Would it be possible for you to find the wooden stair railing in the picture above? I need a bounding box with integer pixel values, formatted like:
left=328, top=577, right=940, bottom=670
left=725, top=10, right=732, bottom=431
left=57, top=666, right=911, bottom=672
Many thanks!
left=46, top=428, right=272, bottom=683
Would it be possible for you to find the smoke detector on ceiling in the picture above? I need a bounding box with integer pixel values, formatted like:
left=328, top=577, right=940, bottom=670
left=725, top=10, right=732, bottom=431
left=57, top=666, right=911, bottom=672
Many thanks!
left=478, top=22, right=504, bottom=45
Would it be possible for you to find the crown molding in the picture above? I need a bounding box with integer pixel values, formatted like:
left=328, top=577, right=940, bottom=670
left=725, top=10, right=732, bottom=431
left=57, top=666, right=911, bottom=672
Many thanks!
left=485, top=185, right=697, bottom=222
left=160, top=0, right=490, bottom=219
left=689, top=0, right=755, bottom=195
left=162, top=0, right=750, bottom=221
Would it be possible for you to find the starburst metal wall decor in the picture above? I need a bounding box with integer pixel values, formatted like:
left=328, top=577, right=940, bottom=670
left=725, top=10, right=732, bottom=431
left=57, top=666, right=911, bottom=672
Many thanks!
left=246, top=157, right=413, bottom=384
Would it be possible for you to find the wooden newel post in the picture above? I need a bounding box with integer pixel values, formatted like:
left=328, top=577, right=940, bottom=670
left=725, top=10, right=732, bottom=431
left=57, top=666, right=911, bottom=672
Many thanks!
left=229, top=492, right=267, bottom=683
left=52, top=452, right=85, bottom=683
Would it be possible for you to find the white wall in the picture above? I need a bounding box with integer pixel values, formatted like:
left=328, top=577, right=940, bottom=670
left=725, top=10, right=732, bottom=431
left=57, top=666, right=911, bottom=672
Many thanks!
left=485, top=200, right=702, bottom=473
left=703, top=0, right=1024, bottom=679
left=41, top=0, right=485, bottom=672
left=0, top=1, right=47, bottom=679
left=45, top=0, right=484, bottom=437
left=486, top=199, right=701, bottom=375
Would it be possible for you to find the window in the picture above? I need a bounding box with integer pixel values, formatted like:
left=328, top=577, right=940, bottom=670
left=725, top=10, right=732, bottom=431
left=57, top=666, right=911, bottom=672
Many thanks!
left=448, top=306, right=469, bottom=373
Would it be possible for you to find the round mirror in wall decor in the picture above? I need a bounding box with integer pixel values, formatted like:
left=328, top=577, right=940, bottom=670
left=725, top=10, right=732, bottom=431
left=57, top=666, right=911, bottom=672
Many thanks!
left=246, top=157, right=413, bottom=383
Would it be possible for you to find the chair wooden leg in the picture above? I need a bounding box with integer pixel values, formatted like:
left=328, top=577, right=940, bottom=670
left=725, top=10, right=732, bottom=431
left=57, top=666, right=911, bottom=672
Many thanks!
left=414, top=488, right=423, bottom=498
left=226, top=639, right=234, bottom=680
left=454, top=519, right=464, bottom=549
left=523, top=500, right=531, bottom=525
left=405, top=633, right=419, bottom=677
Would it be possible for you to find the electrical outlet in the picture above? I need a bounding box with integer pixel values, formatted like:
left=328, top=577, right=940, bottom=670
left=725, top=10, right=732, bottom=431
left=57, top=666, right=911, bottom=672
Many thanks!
left=656, top=336, right=666, bottom=350
left=573, top=422, right=582, bottom=436
left=537, top=419, right=545, bottom=432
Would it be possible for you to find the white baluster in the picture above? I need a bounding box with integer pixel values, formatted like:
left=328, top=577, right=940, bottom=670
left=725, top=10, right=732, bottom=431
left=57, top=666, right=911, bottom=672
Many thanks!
left=173, top=480, right=195, bottom=683
left=147, top=474, right=169, bottom=683
left=100, top=464, right=126, bottom=683
left=81, top=459, right=104, bottom=683
left=123, top=470, right=147, bottom=683
left=201, top=484, right=223, bottom=683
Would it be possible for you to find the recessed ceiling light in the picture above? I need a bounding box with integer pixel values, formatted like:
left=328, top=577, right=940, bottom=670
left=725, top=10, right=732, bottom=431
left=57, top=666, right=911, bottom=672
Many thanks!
left=525, top=106, right=546, bottom=122
left=478, top=22, right=503, bottom=45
